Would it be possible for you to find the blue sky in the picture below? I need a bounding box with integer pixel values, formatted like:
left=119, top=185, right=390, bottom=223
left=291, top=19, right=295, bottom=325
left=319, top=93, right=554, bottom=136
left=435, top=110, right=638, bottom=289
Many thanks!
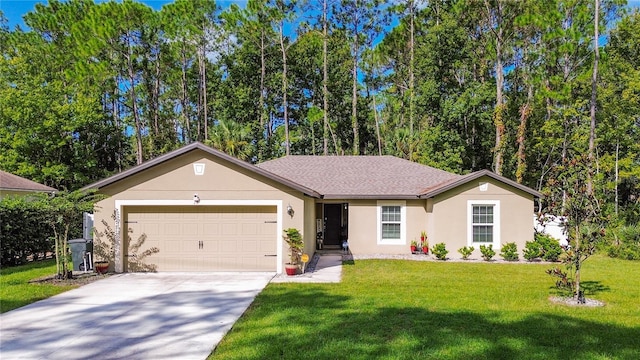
left=0, top=0, right=240, bottom=29
left=2, top=0, right=640, bottom=31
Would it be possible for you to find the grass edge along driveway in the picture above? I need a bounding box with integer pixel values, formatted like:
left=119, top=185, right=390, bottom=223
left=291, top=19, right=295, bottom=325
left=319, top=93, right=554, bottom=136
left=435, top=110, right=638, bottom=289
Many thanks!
left=0, top=260, right=77, bottom=313
left=210, top=255, right=640, bottom=360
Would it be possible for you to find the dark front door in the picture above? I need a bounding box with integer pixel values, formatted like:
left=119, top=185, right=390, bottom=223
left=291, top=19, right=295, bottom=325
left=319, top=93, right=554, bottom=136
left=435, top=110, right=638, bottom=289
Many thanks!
left=324, top=204, right=342, bottom=246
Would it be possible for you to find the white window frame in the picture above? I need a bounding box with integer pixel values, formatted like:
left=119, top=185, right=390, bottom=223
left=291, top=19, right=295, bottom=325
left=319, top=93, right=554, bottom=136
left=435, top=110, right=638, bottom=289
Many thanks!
left=467, top=200, right=500, bottom=248
left=377, top=201, right=406, bottom=245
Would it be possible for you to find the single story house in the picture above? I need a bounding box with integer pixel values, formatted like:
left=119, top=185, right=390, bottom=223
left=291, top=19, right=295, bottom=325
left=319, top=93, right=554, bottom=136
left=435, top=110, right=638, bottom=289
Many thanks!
left=85, top=142, right=542, bottom=273
left=0, top=170, right=57, bottom=200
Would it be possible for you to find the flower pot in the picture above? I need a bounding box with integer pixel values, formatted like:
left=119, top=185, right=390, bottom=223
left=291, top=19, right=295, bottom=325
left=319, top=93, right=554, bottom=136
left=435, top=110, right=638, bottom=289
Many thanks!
left=284, top=264, right=298, bottom=276
left=422, top=247, right=429, bottom=255
left=94, top=261, right=109, bottom=274
left=410, top=245, right=417, bottom=253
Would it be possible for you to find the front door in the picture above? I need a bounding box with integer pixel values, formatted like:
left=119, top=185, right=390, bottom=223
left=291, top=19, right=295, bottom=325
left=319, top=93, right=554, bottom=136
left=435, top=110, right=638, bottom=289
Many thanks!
left=324, top=204, right=342, bottom=246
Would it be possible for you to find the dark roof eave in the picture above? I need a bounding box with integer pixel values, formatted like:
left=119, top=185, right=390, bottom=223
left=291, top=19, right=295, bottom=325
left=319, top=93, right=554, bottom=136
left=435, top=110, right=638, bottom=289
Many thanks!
left=82, top=142, right=321, bottom=198
left=418, top=169, right=543, bottom=199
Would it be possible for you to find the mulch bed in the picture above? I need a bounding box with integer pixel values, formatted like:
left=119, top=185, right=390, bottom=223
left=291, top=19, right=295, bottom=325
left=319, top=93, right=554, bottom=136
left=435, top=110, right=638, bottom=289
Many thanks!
left=29, top=272, right=112, bottom=286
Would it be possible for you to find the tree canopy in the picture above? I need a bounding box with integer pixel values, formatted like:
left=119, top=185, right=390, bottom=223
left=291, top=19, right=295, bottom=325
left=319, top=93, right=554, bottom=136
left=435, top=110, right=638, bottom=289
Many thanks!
left=0, top=0, right=638, bottom=225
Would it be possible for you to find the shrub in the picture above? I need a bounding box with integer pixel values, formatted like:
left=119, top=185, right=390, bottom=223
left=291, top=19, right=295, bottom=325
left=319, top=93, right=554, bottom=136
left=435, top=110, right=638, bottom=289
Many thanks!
left=458, top=246, right=474, bottom=260
left=500, top=242, right=519, bottom=261
left=523, top=240, right=541, bottom=261
left=605, top=225, right=640, bottom=260
left=0, top=196, right=55, bottom=266
left=479, top=244, right=495, bottom=261
left=536, top=233, right=562, bottom=262
left=432, top=243, right=448, bottom=260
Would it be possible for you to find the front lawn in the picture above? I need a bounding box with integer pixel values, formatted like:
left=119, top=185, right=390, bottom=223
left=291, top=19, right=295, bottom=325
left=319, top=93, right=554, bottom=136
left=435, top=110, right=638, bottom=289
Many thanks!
left=0, top=260, right=77, bottom=313
left=210, top=255, right=640, bottom=359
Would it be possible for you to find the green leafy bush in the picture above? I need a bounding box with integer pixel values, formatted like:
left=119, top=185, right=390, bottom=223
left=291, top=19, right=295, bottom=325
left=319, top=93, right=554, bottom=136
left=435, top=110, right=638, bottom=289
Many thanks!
left=500, top=242, right=519, bottom=261
left=458, top=246, right=474, bottom=260
left=480, top=244, right=495, bottom=261
left=536, top=233, right=562, bottom=262
left=523, top=240, right=541, bottom=261
left=605, top=225, right=640, bottom=260
left=432, top=243, right=448, bottom=260
left=0, top=196, right=55, bottom=266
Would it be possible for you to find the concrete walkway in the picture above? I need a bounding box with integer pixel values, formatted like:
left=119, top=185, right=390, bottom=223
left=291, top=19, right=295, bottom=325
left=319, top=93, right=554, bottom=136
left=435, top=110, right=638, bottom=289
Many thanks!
left=271, top=255, right=343, bottom=283
left=0, top=272, right=274, bottom=360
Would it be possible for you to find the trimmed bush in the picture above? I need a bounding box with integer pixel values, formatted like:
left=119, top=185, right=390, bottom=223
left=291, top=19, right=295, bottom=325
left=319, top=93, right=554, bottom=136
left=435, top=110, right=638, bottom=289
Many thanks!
left=536, top=233, right=562, bottom=262
left=500, top=242, right=519, bottom=261
left=0, top=196, right=55, bottom=266
left=480, top=244, right=495, bottom=261
left=458, top=246, right=474, bottom=260
left=522, top=233, right=563, bottom=262
left=432, top=243, right=448, bottom=260
left=523, top=240, right=542, bottom=261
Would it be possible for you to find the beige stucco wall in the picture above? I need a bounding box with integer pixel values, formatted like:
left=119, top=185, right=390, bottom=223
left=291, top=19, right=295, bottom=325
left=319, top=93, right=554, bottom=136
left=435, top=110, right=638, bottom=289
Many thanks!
left=93, top=150, right=307, bottom=273
left=344, top=199, right=429, bottom=255
left=430, top=176, right=535, bottom=259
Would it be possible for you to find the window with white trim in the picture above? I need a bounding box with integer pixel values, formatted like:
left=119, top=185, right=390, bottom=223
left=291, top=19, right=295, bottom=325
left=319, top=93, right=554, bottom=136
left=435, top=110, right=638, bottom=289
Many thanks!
left=467, top=200, right=500, bottom=247
left=377, top=201, right=406, bottom=245
left=472, top=205, right=494, bottom=243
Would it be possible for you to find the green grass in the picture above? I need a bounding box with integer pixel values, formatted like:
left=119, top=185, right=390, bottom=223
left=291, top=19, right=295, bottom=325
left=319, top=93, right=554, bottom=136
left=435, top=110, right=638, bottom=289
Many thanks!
left=210, top=255, right=640, bottom=359
left=0, top=259, right=77, bottom=313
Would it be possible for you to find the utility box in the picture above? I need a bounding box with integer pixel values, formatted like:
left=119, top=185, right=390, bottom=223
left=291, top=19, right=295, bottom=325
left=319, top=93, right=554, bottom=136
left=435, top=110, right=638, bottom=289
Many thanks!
left=69, top=238, right=93, bottom=271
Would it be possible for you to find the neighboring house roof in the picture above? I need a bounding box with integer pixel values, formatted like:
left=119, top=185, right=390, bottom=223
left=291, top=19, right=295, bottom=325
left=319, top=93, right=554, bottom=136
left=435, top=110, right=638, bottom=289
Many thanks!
left=0, top=170, right=57, bottom=193
left=257, top=156, right=462, bottom=199
left=419, top=169, right=543, bottom=198
left=83, top=142, right=321, bottom=198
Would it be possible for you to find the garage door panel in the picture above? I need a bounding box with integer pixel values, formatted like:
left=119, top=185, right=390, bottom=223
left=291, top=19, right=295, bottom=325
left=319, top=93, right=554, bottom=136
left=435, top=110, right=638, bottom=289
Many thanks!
left=125, top=205, right=277, bottom=272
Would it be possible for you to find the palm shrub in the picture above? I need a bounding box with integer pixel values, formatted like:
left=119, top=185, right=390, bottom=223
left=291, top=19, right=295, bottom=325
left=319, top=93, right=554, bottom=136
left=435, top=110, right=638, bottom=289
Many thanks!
left=605, top=225, right=640, bottom=260
left=500, top=242, right=519, bottom=261
left=480, top=244, right=495, bottom=261
left=283, top=228, right=304, bottom=265
left=458, top=246, right=474, bottom=260
left=432, top=243, right=448, bottom=260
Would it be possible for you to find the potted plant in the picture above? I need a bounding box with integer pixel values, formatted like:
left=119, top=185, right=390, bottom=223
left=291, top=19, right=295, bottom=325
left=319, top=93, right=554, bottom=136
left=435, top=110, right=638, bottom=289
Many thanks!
left=94, top=260, right=110, bottom=274
left=420, top=230, right=427, bottom=243
left=422, top=240, right=429, bottom=254
left=410, top=239, right=418, bottom=254
left=283, top=228, right=304, bottom=276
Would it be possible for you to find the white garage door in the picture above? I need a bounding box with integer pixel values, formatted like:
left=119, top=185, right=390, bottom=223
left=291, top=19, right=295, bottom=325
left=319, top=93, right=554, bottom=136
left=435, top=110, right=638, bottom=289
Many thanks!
left=124, top=205, right=277, bottom=272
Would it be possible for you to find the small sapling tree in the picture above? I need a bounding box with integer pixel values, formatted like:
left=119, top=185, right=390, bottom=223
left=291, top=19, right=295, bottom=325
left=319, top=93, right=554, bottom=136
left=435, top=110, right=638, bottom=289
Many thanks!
left=544, top=155, right=606, bottom=302
left=40, top=190, right=105, bottom=279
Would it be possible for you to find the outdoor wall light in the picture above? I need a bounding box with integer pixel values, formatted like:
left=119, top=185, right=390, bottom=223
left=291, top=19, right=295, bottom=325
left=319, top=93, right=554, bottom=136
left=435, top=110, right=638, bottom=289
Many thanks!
left=287, top=204, right=294, bottom=217
left=193, top=194, right=200, bottom=204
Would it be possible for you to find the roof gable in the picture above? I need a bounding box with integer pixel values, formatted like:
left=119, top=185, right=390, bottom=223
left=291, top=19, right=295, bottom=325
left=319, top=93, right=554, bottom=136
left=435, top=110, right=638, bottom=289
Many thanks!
left=83, top=142, right=320, bottom=197
left=0, top=171, right=57, bottom=192
left=419, top=169, right=543, bottom=198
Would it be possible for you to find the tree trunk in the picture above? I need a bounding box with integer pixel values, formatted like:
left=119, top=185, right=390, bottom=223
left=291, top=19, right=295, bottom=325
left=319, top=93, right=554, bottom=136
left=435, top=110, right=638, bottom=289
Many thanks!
left=323, top=0, right=329, bottom=155
left=280, top=21, right=290, bottom=156
left=408, top=0, right=415, bottom=158
left=180, top=47, right=190, bottom=143
left=127, top=48, right=144, bottom=165
left=493, top=28, right=505, bottom=175
left=587, top=0, right=599, bottom=196
left=259, top=29, right=267, bottom=160
left=516, top=84, right=533, bottom=183
left=351, top=34, right=359, bottom=155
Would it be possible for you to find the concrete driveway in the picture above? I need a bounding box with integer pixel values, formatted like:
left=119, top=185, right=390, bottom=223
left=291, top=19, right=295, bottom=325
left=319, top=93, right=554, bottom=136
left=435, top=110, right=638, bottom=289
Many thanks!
left=0, top=272, right=274, bottom=360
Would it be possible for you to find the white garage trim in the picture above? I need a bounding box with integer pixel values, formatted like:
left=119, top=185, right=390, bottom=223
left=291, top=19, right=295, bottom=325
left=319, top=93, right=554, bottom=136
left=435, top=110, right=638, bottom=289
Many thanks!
left=114, top=200, right=283, bottom=274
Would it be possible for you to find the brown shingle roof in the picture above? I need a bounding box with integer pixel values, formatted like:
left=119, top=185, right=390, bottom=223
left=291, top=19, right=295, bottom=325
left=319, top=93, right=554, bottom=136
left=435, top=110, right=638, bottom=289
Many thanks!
left=0, top=170, right=57, bottom=192
left=257, top=156, right=462, bottom=199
